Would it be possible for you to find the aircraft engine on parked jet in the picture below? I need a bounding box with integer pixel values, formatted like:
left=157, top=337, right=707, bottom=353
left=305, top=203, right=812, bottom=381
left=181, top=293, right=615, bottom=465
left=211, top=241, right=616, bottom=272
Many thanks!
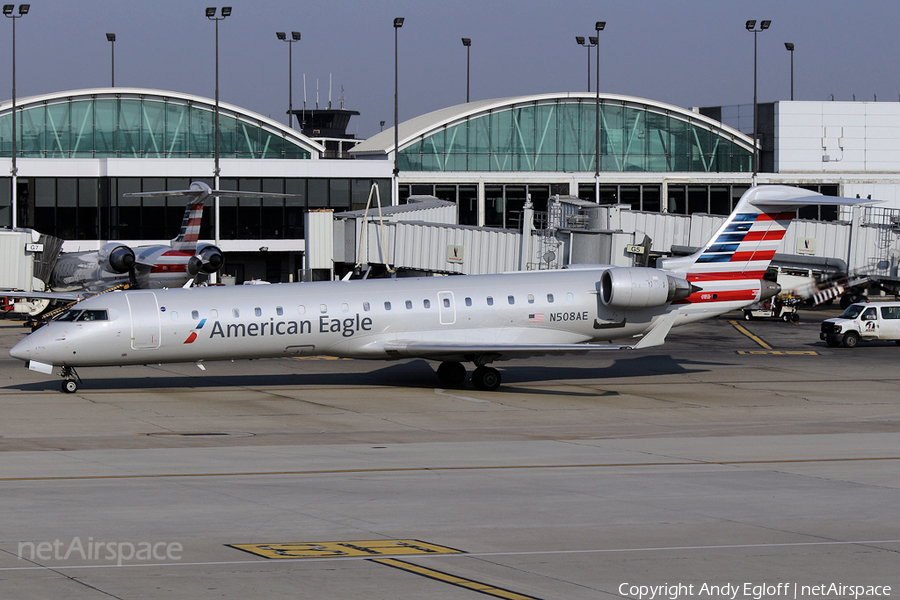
left=600, top=267, right=694, bottom=309
left=97, top=243, right=136, bottom=274
left=188, top=243, right=224, bottom=275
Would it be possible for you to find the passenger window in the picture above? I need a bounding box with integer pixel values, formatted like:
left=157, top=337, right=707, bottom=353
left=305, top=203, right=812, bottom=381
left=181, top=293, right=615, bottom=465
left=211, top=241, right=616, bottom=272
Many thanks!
left=423, top=299, right=431, bottom=309
left=363, top=302, right=371, bottom=312
left=341, top=303, right=349, bottom=313
left=487, top=296, right=494, bottom=306
left=527, top=294, right=534, bottom=304
left=443, top=298, right=451, bottom=308
left=254, top=307, right=262, bottom=317
left=276, top=306, right=284, bottom=316
left=384, top=301, right=392, bottom=310
left=547, top=293, right=554, bottom=303
left=881, top=307, right=900, bottom=320
left=233, top=309, right=240, bottom=318
left=405, top=300, right=413, bottom=309
left=508, top=295, right=515, bottom=305
left=210, top=309, right=218, bottom=319
left=465, top=297, right=472, bottom=307
left=298, top=305, right=306, bottom=315
left=170, top=312, right=178, bottom=321
left=320, top=304, right=327, bottom=313
left=567, top=292, right=574, bottom=302
left=192, top=310, right=199, bottom=320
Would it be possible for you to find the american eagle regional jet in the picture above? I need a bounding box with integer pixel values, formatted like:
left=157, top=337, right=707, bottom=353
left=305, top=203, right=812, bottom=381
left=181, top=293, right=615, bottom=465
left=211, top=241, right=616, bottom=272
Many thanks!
left=9, top=186, right=869, bottom=393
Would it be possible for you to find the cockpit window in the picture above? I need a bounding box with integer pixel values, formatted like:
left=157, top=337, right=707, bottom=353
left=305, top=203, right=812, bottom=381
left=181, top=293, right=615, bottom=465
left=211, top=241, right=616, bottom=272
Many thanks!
left=55, top=309, right=82, bottom=322
left=76, top=310, right=109, bottom=322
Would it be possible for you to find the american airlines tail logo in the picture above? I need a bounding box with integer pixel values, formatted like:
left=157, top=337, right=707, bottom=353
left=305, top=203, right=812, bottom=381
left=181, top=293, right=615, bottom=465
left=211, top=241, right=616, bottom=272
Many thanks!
left=183, top=319, right=206, bottom=344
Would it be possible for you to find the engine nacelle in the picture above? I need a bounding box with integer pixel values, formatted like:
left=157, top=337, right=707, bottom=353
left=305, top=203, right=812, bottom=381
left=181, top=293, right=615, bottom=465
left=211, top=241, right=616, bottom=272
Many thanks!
left=97, top=243, right=136, bottom=274
left=600, top=267, right=693, bottom=309
left=196, top=243, right=224, bottom=274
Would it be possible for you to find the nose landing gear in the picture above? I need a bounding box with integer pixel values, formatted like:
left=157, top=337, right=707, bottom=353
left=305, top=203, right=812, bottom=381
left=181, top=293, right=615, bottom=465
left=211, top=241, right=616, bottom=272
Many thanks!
left=59, top=366, right=81, bottom=394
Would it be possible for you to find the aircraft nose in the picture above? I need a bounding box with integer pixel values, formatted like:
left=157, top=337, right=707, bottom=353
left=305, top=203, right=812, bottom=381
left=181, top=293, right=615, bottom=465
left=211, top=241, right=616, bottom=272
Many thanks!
left=9, top=335, right=33, bottom=361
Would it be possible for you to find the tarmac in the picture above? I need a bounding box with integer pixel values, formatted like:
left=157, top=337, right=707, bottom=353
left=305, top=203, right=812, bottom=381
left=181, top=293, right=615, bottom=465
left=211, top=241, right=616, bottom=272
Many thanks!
left=0, top=307, right=898, bottom=599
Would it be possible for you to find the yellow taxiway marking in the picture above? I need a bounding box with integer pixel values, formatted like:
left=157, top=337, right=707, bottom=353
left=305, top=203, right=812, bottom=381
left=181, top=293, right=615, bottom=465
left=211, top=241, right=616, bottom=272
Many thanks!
left=736, top=350, right=820, bottom=355
left=729, top=320, right=773, bottom=349
left=373, top=558, right=543, bottom=600
left=229, top=540, right=463, bottom=560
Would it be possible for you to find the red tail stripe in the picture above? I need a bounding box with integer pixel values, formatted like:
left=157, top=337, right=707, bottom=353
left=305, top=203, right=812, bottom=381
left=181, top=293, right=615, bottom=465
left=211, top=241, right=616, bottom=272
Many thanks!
left=742, top=230, right=787, bottom=242
left=672, top=289, right=760, bottom=305
left=731, top=250, right=776, bottom=263
left=687, top=271, right=768, bottom=281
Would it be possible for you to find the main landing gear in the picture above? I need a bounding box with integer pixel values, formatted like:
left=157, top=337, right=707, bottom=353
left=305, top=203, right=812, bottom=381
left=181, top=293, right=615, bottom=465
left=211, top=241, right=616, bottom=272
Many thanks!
left=435, top=361, right=502, bottom=391
left=59, top=366, right=81, bottom=394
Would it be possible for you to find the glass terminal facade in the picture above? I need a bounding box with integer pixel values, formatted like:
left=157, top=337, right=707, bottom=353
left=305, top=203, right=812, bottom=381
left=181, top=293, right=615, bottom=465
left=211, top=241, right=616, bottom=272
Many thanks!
left=0, top=94, right=310, bottom=159
left=398, top=98, right=753, bottom=173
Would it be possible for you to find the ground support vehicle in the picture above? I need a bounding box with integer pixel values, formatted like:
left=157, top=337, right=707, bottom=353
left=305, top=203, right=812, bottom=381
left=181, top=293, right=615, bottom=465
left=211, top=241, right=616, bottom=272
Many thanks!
left=820, top=302, right=900, bottom=347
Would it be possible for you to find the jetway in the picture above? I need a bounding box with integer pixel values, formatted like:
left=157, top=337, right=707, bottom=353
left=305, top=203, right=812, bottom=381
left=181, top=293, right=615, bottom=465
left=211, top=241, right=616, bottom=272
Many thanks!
left=303, top=194, right=900, bottom=290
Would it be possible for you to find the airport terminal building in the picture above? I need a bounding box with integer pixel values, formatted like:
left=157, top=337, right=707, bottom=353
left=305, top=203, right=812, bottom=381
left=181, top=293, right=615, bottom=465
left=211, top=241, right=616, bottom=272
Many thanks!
left=4, top=88, right=900, bottom=281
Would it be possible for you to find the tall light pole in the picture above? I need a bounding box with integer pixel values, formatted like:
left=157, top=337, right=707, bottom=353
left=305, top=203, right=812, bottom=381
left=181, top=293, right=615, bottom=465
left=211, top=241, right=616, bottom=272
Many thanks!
left=106, top=33, right=116, bottom=87
left=594, top=21, right=605, bottom=203
left=393, top=17, right=403, bottom=205
left=4, top=3, right=29, bottom=229
left=276, top=31, right=301, bottom=128
left=206, top=6, right=231, bottom=252
left=784, top=42, right=794, bottom=101
left=746, top=19, right=770, bottom=182
left=575, top=35, right=597, bottom=92
left=461, top=37, right=471, bottom=102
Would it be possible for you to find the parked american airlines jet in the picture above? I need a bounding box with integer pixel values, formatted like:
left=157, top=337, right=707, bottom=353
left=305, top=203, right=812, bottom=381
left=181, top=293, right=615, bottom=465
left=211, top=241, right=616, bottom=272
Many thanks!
left=9, top=186, right=870, bottom=393
left=6, top=182, right=293, bottom=306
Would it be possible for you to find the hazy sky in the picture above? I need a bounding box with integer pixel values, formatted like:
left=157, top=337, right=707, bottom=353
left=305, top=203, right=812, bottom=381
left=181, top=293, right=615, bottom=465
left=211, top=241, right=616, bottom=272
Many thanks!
left=1, top=0, right=897, bottom=138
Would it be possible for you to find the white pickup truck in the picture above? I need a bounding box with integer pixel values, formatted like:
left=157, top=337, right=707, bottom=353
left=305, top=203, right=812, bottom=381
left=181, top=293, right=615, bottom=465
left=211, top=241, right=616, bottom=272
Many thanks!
left=820, top=302, right=900, bottom=347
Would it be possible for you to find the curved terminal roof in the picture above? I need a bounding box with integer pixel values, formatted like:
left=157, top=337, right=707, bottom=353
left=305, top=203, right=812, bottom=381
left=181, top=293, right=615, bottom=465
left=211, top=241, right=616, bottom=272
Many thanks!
left=352, top=92, right=755, bottom=173
left=0, top=88, right=324, bottom=159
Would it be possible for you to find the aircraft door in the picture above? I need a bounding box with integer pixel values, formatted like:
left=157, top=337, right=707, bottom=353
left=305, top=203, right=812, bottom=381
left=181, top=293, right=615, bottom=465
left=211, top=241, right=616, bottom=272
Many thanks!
left=126, top=292, right=161, bottom=350
left=438, top=291, right=456, bottom=325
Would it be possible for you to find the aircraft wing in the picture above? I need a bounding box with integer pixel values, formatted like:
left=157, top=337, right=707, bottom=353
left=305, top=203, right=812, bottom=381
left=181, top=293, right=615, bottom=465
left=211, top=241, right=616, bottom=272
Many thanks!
left=383, top=341, right=633, bottom=361
left=2, top=290, right=84, bottom=302
left=381, top=312, right=677, bottom=360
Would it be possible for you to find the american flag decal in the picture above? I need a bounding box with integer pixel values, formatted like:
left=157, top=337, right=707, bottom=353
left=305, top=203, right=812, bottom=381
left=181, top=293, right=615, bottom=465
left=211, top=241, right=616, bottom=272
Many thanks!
left=529, top=313, right=544, bottom=323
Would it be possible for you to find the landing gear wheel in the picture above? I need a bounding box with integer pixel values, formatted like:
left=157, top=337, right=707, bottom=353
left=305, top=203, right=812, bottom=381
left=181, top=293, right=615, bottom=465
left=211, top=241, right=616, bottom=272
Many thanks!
left=436, top=361, right=467, bottom=386
left=62, top=379, right=78, bottom=394
left=471, top=367, right=501, bottom=391
left=842, top=331, right=860, bottom=348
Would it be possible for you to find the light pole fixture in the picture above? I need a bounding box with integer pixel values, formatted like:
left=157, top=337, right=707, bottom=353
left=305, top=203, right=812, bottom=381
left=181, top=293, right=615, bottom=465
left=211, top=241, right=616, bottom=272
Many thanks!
left=276, top=31, right=301, bottom=128
left=746, top=19, right=770, bottom=180
left=206, top=6, right=231, bottom=251
left=4, top=3, right=29, bottom=229
left=461, top=37, right=471, bottom=102
left=393, top=16, right=404, bottom=204
left=594, top=21, right=605, bottom=203
left=575, top=35, right=597, bottom=92
left=784, top=42, right=794, bottom=101
left=106, top=33, right=116, bottom=87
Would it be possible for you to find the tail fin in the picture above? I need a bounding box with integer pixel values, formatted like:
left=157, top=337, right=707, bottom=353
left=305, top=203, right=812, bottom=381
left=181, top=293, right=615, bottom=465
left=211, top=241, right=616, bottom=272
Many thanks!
left=122, top=181, right=299, bottom=251
left=171, top=195, right=207, bottom=251
left=659, top=185, right=875, bottom=310
left=662, top=186, right=869, bottom=282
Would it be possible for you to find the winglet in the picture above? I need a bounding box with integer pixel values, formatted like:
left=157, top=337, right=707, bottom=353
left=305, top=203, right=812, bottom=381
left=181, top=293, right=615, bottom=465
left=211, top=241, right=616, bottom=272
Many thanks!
left=632, top=311, right=678, bottom=350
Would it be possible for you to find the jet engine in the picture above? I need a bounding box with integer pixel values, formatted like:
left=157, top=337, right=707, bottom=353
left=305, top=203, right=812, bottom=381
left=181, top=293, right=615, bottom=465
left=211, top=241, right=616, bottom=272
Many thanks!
left=188, top=243, right=224, bottom=275
left=600, top=267, right=694, bottom=309
left=97, top=243, right=136, bottom=274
